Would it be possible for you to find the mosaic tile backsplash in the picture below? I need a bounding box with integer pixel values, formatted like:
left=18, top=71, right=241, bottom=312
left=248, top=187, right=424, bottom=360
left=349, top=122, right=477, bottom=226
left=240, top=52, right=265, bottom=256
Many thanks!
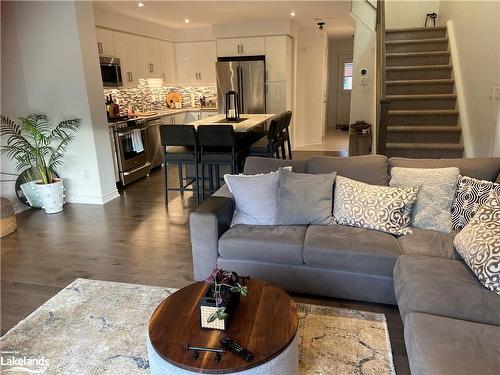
left=104, top=80, right=217, bottom=115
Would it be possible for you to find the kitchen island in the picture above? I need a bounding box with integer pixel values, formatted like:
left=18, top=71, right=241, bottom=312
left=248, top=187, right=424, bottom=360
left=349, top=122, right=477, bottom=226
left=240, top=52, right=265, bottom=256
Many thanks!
left=188, top=113, right=275, bottom=132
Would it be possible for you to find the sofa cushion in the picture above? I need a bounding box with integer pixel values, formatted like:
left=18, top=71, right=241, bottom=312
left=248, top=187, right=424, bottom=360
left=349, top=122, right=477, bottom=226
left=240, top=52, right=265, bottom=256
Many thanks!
left=389, top=157, right=500, bottom=182
left=394, top=255, right=500, bottom=326
left=303, top=224, right=402, bottom=277
left=404, top=312, right=500, bottom=375
left=398, top=228, right=459, bottom=259
left=243, top=156, right=307, bottom=174
left=306, top=155, right=389, bottom=185
left=218, top=224, right=306, bottom=265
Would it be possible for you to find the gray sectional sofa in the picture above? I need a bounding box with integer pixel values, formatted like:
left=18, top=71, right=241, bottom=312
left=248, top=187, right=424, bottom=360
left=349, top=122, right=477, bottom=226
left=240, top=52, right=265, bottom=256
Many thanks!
left=189, top=155, right=500, bottom=375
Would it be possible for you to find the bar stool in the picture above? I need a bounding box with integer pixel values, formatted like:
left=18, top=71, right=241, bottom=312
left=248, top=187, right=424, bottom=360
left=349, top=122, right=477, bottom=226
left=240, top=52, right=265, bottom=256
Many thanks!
left=159, top=125, right=200, bottom=206
left=281, top=111, right=293, bottom=159
left=196, top=125, right=248, bottom=199
left=247, top=114, right=283, bottom=158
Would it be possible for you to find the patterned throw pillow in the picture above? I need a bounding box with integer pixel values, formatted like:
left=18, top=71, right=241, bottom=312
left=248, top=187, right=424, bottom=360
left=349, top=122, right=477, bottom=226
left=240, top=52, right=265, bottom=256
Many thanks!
left=451, top=175, right=500, bottom=230
left=454, top=192, right=500, bottom=296
left=333, top=176, right=419, bottom=236
left=390, top=167, right=459, bottom=233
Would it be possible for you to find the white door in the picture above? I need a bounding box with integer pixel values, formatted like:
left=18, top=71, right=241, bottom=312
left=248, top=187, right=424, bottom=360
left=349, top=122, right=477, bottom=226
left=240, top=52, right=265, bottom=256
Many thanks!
left=135, top=36, right=151, bottom=80
left=113, top=32, right=139, bottom=88
left=175, top=42, right=198, bottom=84
left=146, top=38, right=162, bottom=78
left=336, top=55, right=353, bottom=127
left=197, top=41, right=217, bottom=84
left=216, top=38, right=240, bottom=57
left=240, top=37, right=265, bottom=56
left=159, top=41, right=177, bottom=85
left=96, top=28, right=115, bottom=56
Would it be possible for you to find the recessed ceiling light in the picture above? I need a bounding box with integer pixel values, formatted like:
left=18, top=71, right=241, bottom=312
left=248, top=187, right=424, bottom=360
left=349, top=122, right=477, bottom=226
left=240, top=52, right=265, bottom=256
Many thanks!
left=184, top=18, right=190, bottom=23
left=137, top=1, right=144, bottom=7
left=290, top=11, right=296, bottom=17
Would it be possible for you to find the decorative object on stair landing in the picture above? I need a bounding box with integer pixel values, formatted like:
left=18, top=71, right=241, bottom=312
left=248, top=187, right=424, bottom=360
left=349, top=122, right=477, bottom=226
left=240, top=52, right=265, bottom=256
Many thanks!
left=0, top=113, right=81, bottom=213
left=425, top=13, right=438, bottom=27
left=201, top=269, right=248, bottom=330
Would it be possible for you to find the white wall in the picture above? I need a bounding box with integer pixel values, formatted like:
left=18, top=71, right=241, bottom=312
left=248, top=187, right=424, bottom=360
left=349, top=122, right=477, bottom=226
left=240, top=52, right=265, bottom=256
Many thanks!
left=349, top=18, right=376, bottom=129
left=1, top=1, right=119, bottom=211
left=385, top=0, right=440, bottom=29
left=326, top=37, right=354, bottom=128
left=439, top=0, right=500, bottom=157
left=293, top=27, right=328, bottom=148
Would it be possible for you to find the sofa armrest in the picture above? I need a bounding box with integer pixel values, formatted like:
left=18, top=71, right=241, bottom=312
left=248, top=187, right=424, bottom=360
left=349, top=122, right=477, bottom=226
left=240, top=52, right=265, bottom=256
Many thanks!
left=189, top=196, right=235, bottom=281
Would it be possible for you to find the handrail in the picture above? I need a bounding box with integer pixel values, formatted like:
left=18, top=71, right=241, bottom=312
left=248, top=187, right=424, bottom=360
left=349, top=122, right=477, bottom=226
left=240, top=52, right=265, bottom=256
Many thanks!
left=375, top=0, right=389, bottom=155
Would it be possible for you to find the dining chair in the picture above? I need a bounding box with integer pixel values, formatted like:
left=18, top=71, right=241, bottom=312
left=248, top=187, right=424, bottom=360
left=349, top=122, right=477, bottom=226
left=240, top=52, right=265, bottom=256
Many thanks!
left=248, top=113, right=284, bottom=159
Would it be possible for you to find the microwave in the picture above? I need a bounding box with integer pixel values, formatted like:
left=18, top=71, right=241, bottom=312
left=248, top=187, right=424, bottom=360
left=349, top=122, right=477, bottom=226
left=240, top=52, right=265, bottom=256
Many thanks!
left=100, top=56, right=123, bottom=87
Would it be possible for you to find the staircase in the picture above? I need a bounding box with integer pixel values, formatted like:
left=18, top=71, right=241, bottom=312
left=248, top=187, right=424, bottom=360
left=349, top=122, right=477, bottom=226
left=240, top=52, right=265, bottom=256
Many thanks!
left=383, top=26, right=463, bottom=158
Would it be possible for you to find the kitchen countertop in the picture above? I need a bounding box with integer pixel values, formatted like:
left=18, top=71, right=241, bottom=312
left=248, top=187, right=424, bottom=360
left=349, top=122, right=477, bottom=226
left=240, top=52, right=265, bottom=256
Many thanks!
left=188, top=113, right=276, bottom=132
left=107, top=107, right=218, bottom=127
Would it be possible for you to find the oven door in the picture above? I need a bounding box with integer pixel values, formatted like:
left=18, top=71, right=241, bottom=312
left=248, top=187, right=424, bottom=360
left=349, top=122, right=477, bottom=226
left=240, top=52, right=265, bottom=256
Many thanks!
left=115, top=127, right=149, bottom=172
left=101, top=64, right=123, bottom=87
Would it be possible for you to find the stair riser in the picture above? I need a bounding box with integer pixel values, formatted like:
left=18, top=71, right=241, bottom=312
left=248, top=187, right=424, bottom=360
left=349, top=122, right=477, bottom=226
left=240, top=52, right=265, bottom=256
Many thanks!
left=386, top=149, right=463, bottom=158
left=386, top=131, right=461, bottom=144
left=386, top=41, right=448, bottom=53
left=386, top=83, right=454, bottom=95
left=389, top=99, right=456, bottom=110
left=389, top=114, right=458, bottom=126
left=386, top=68, right=452, bottom=80
left=387, top=54, right=450, bottom=67
left=386, top=29, right=447, bottom=41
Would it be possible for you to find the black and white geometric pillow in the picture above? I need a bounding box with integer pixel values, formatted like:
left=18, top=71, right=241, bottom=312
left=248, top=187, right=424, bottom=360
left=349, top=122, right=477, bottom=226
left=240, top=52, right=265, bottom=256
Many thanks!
left=453, top=191, right=500, bottom=296
left=451, top=175, right=500, bottom=231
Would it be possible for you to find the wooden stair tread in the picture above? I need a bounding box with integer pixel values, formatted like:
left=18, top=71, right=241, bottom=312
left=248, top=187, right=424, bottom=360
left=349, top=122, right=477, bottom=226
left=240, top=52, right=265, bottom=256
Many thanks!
left=386, top=26, right=447, bottom=33
left=386, top=94, right=456, bottom=100
left=386, top=79, right=454, bottom=85
left=388, top=109, right=459, bottom=115
left=387, top=126, right=461, bottom=132
left=386, top=64, right=452, bottom=71
left=387, top=51, right=450, bottom=57
left=386, top=38, right=448, bottom=45
left=387, top=143, right=463, bottom=150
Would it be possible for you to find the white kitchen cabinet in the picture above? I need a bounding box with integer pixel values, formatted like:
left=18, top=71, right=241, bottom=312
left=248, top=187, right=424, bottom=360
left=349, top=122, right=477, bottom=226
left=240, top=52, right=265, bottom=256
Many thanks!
left=200, top=110, right=217, bottom=119
left=217, top=37, right=265, bottom=57
left=172, top=112, right=187, bottom=124
left=265, top=36, right=292, bottom=82
left=266, top=81, right=287, bottom=115
left=96, top=28, right=115, bottom=56
left=136, top=36, right=162, bottom=79
left=175, top=41, right=216, bottom=85
left=112, top=32, right=139, bottom=88
left=159, top=41, right=177, bottom=85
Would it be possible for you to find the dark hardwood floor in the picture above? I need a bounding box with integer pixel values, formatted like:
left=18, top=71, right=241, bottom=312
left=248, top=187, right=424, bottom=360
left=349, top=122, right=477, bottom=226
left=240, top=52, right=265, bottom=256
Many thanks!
left=1, top=154, right=409, bottom=374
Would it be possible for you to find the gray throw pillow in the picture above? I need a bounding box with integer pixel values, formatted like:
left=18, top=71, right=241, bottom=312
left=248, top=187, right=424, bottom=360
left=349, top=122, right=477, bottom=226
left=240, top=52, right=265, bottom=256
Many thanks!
left=224, top=171, right=280, bottom=225
left=334, top=176, right=419, bottom=236
left=276, top=168, right=336, bottom=225
left=454, top=192, right=500, bottom=296
left=451, top=175, right=500, bottom=230
left=390, top=167, right=459, bottom=233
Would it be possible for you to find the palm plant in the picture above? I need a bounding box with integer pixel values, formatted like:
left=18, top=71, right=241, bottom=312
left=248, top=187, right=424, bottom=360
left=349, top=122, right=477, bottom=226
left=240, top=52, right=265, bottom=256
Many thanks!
left=0, top=113, right=81, bottom=184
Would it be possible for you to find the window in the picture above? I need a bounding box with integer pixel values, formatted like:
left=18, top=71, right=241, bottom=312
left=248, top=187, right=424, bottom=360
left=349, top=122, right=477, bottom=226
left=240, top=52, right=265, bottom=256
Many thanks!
left=343, top=62, right=353, bottom=91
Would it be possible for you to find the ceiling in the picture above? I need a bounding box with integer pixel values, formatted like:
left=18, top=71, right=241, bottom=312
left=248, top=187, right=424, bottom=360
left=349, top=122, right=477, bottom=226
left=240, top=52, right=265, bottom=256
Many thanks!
left=93, top=1, right=355, bottom=36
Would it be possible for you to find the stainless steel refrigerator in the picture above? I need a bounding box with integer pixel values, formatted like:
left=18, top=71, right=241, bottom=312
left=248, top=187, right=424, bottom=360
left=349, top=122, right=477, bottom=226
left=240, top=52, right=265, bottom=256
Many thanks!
left=216, top=57, right=266, bottom=114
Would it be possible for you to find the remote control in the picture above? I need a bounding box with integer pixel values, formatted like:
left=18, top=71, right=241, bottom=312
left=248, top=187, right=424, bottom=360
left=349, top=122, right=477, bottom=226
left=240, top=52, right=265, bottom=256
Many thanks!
left=220, top=336, right=254, bottom=361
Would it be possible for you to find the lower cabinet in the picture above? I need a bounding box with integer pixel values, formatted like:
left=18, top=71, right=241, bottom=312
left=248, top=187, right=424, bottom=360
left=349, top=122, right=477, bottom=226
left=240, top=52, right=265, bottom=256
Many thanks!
left=146, top=121, right=163, bottom=169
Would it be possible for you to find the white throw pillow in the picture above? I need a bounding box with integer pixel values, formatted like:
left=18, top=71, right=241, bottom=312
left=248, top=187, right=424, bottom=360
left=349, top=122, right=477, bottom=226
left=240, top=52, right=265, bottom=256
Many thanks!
left=224, top=168, right=291, bottom=225
left=453, top=192, right=500, bottom=296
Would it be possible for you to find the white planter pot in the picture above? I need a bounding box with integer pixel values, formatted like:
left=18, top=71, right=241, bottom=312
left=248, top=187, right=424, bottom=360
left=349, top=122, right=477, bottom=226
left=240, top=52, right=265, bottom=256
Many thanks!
left=20, top=181, right=43, bottom=208
left=36, top=179, right=65, bottom=214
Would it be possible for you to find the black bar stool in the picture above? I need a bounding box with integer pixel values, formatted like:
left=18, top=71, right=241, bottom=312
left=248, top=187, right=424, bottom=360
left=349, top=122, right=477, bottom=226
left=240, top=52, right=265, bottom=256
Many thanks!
left=281, top=111, right=293, bottom=159
left=159, top=125, right=200, bottom=206
left=196, top=125, right=248, bottom=199
left=247, top=114, right=283, bottom=158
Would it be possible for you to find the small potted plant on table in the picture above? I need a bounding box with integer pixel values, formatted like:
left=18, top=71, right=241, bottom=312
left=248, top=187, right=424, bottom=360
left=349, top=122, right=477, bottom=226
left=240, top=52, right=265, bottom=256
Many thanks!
left=1, top=113, right=80, bottom=213
left=200, top=269, right=248, bottom=331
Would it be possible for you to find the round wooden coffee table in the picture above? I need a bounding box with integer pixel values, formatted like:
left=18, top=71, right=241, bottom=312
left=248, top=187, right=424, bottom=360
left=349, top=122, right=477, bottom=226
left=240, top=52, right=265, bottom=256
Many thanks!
left=147, top=279, right=299, bottom=374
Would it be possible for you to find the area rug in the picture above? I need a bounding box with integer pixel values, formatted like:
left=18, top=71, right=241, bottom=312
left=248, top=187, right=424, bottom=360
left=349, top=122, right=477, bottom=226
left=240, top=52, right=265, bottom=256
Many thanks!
left=0, top=279, right=395, bottom=374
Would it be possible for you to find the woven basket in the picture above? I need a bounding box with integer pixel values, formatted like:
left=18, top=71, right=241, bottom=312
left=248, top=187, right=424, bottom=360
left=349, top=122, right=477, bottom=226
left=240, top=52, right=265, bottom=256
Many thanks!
left=0, top=198, right=17, bottom=237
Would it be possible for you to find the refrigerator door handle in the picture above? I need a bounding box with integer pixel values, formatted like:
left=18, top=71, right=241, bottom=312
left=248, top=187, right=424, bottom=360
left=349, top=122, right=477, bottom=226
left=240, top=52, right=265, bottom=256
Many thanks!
left=238, top=66, right=245, bottom=114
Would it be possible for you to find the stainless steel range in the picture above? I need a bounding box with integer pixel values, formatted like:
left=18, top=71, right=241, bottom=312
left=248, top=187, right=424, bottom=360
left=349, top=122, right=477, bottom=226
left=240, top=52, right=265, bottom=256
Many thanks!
left=111, top=118, right=151, bottom=186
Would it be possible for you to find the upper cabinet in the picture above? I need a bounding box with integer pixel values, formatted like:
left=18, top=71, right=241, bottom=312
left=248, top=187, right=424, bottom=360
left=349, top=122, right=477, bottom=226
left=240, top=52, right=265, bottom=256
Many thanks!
left=176, top=41, right=216, bottom=85
left=265, top=36, right=292, bottom=82
left=112, top=32, right=139, bottom=88
left=159, top=41, right=177, bottom=85
left=96, top=28, right=115, bottom=56
left=216, top=37, right=265, bottom=57
left=136, top=36, right=162, bottom=79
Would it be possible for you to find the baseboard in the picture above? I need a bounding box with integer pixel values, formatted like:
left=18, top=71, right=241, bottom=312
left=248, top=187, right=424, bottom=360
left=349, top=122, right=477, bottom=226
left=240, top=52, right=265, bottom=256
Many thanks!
left=65, top=189, right=120, bottom=205
left=294, top=139, right=323, bottom=148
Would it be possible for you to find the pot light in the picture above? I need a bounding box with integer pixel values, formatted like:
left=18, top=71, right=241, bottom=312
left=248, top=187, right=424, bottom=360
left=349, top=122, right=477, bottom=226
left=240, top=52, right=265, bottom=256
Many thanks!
left=184, top=18, right=190, bottom=23
left=137, top=1, right=144, bottom=7
left=290, top=11, right=296, bottom=17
